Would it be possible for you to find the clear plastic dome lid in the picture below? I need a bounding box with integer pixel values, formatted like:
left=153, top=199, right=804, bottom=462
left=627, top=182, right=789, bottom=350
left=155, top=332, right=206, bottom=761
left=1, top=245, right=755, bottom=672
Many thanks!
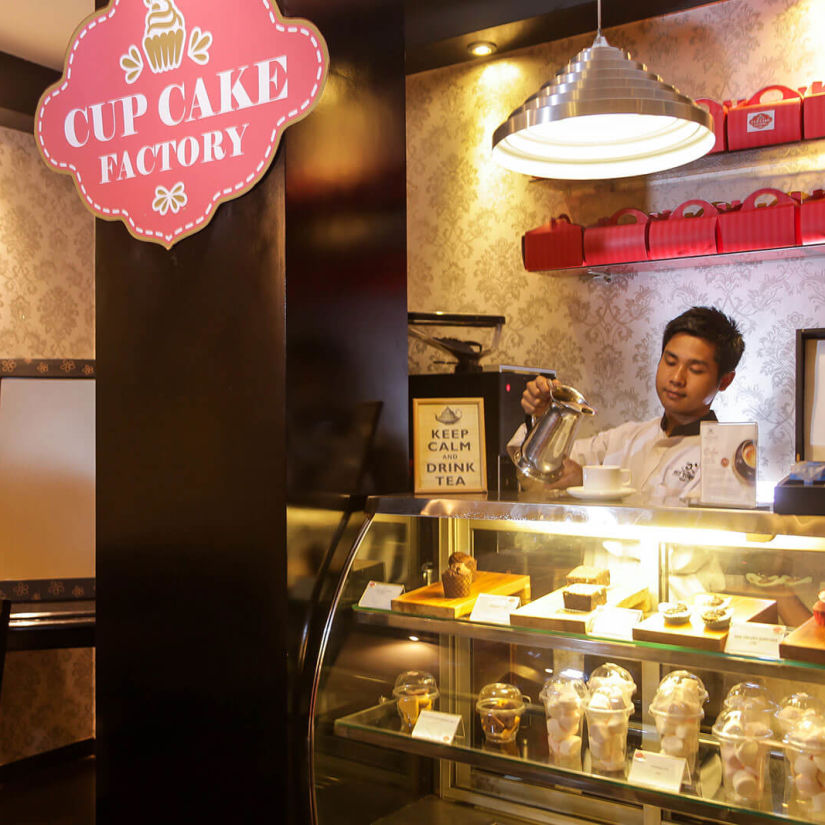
left=588, top=663, right=636, bottom=698
left=712, top=707, right=774, bottom=741
left=392, top=670, right=438, bottom=698
left=783, top=713, right=825, bottom=752
left=649, top=670, right=708, bottom=717
left=723, top=682, right=777, bottom=714
left=775, top=692, right=825, bottom=734
left=586, top=685, right=634, bottom=713
left=539, top=675, right=587, bottom=709
left=476, top=682, right=525, bottom=711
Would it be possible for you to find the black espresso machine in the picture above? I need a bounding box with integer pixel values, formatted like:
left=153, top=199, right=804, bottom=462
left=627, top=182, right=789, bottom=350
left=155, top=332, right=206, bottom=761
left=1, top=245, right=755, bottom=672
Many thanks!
left=408, top=312, right=555, bottom=493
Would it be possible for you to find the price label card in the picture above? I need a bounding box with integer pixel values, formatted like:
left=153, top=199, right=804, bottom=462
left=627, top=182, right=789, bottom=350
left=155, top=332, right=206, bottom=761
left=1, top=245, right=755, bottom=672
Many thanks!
left=725, top=621, right=788, bottom=659
left=469, top=593, right=521, bottom=625
left=357, top=581, right=404, bottom=611
left=628, top=750, right=688, bottom=793
left=589, top=605, right=643, bottom=640
left=411, top=710, right=463, bottom=744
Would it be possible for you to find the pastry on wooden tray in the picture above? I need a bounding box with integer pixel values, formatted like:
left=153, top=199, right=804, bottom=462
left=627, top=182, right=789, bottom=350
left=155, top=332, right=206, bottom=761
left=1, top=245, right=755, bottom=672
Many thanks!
left=442, top=561, right=473, bottom=598
left=562, top=583, right=607, bottom=612
left=565, top=565, right=610, bottom=586
left=659, top=602, right=691, bottom=625
left=701, top=606, right=733, bottom=630
left=448, top=551, right=478, bottom=580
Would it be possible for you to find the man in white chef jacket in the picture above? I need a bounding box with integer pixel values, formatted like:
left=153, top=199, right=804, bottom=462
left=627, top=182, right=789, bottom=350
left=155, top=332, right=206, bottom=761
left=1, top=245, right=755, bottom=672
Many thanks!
left=512, top=305, right=745, bottom=507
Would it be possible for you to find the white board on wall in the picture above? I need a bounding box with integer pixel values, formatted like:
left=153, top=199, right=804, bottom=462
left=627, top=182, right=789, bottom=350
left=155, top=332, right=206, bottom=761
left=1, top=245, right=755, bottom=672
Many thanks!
left=0, top=378, right=95, bottom=581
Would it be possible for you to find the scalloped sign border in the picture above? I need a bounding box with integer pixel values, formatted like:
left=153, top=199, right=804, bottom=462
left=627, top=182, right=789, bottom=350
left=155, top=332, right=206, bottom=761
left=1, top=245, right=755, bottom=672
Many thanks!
left=36, top=0, right=328, bottom=248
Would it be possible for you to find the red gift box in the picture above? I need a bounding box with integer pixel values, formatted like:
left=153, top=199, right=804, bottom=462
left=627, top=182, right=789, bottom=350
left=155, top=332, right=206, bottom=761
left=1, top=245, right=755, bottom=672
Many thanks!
left=800, top=189, right=825, bottom=245
left=695, top=98, right=728, bottom=154
left=648, top=199, right=719, bottom=260
left=803, top=81, right=825, bottom=139
left=716, top=187, right=801, bottom=253
left=522, top=214, right=584, bottom=271
left=727, top=85, right=803, bottom=151
left=584, top=208, right=649, bottom=265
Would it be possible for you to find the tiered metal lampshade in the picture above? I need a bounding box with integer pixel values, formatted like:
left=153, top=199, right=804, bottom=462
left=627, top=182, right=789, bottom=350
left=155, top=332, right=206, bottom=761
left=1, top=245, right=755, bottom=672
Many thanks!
left=492, top=35, right=715, bottom=180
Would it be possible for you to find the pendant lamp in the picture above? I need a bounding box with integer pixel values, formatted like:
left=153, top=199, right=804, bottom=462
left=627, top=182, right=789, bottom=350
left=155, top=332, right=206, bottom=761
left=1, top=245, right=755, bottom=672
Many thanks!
left=491, top=1, right=714, bottom=180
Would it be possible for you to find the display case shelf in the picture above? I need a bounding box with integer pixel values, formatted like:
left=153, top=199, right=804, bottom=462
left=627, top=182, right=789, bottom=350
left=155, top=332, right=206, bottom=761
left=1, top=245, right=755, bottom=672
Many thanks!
left=335, top=701, right=800, bottom=825
left=352, top=607, right=825, bottom=681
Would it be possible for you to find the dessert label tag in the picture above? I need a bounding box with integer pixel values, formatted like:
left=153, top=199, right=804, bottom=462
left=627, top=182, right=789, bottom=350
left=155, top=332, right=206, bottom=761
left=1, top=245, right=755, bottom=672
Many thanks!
left=357, top=582, right=404, bottom=611
left=725, top=621, right=788, bottom=659
left=411, top=711, right=463, bottom=744
left=469, top=593, right=521, bottom=624
left=628, top=750, right=688, bottom=793
left=589, top=605, right=643, bottom=640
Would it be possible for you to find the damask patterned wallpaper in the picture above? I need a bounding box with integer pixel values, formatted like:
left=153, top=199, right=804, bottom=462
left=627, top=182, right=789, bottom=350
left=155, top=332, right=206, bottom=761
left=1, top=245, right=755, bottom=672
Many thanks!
left=407, top=0, right=825, bottom=485
left=0, top=126, right=94, bottom=357
left=0, top=125, right=95, bottom=764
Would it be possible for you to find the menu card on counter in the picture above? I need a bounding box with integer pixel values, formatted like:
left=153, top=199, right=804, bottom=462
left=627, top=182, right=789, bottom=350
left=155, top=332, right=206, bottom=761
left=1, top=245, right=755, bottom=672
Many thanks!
left=469, top=593, right=521, bottom=625
left=700, top=422, right=757, bottom=508
left=725, top=621, right=789, bottom=659
left=411, top=711, right=464, bottom=744
left=589, top=606, right=643, bottom=640
left=358, top=582, right=405, bottom=610
left=628, top=750, right=689, bottom=793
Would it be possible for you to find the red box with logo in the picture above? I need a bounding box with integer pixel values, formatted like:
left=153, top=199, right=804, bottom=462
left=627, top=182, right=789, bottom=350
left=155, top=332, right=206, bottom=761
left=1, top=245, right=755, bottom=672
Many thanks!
left=726, top=85, right=803, bottom=151
left=803, top=81, right=825, bottom=139
left=800, top=190, right=825, bottom=245
left=695, top=98, right=728, bottom=154
left=648, top=200, right=719, bottom=260
left=716, top=188, right=801, bottom=253
left=583, top=208, right=649, bottom=265
left=522, top=215, right=584, bottom=271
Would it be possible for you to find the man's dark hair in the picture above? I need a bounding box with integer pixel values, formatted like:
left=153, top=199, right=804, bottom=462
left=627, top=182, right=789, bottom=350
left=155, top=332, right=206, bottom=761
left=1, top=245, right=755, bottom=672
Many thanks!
left=662, top=306, right=744, bottom=376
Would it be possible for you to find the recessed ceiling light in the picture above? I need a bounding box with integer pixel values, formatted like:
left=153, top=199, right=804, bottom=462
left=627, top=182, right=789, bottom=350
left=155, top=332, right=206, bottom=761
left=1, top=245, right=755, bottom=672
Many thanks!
left=468, top=41, right=497, bottom=57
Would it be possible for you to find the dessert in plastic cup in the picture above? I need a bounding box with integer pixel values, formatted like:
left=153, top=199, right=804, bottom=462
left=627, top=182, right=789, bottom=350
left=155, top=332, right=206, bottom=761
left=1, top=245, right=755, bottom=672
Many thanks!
left=814, top=590, right=825, bottom=627
left=650, top=670, right=708, bottom=773
left=585, top=663, right=636, bottom=773
left=392, top=671, right=439, bottom=732
left=713, top=707, right=773, bottom=805
left=540, top=674, right=587, bottom=769
left=775, top=693, right=825, bottom=737
left=723, top=682, right=777, bottom=726
left=476, top=683, right=526, bottom=744
left=782, top=713, right=825, bottom=820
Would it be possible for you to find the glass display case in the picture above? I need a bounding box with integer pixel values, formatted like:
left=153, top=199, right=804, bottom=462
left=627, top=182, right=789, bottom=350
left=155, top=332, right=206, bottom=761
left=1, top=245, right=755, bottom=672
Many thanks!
left=310, top=495, right=825, bottom=825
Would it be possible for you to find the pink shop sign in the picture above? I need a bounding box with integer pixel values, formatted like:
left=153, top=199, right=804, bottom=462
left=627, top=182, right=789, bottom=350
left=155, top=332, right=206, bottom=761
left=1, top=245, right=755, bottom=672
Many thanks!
left=36, top=0, right=328, bottom=248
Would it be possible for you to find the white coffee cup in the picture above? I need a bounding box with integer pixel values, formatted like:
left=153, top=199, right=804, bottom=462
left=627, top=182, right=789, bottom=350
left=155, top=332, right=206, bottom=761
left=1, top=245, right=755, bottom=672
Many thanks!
left=581, top=465, right=631, bottom=492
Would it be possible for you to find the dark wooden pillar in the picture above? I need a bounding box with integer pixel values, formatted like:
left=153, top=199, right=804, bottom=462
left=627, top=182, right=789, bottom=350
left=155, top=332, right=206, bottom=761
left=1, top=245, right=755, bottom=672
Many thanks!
left=95, top=2, right=407, bottom=824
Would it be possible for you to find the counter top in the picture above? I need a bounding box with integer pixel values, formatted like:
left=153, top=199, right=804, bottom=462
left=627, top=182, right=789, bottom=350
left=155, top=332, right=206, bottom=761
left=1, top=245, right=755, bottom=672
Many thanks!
left=366, top=493, right=825, bottom=539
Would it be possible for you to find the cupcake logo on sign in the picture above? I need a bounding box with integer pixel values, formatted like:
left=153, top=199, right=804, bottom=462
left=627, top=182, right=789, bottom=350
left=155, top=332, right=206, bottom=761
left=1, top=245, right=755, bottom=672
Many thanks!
left=36, top=0, right=328, bottom=248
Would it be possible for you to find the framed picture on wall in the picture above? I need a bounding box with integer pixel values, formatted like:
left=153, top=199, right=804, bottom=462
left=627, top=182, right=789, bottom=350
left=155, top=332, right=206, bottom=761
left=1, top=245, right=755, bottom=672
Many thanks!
left=796, top=328, right=825, bottom=462
left=412, top=397, right=487, bottom=494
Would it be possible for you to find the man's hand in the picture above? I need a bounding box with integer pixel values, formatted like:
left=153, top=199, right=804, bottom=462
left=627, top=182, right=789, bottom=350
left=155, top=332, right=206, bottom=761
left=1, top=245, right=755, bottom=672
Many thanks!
left=521, top=374, right=559, bottom=416
left=544, top=457, right=584, bottom=490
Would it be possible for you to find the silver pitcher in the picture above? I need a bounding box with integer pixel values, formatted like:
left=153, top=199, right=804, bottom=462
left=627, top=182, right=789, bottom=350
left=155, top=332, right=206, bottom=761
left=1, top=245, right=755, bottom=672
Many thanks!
left=508, top=384, right=595, bottom=483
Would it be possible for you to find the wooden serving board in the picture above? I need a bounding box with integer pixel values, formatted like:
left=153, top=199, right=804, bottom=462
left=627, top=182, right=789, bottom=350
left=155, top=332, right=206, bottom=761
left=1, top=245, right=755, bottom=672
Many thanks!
left=779, top=617, right=825, bottom=664
left=391, top=571, right=531, bottom=619
left=632, top=595, right=777, bottom=651
left=509, top=584, right=649, bottom=634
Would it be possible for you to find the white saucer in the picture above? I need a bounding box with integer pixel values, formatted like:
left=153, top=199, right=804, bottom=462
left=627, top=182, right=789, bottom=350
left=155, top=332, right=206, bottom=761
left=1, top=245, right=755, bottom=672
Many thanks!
left=566, top=486, right=636, bottom=501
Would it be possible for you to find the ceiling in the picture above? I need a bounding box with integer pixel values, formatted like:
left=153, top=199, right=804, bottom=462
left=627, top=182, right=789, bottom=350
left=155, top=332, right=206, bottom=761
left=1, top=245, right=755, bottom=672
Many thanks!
left=0, top=0, right=722, bottom=75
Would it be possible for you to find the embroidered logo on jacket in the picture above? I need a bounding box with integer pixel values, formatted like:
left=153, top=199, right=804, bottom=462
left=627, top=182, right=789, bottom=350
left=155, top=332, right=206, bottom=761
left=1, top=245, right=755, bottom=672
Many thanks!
left=673, top=461, right=698, bottom=483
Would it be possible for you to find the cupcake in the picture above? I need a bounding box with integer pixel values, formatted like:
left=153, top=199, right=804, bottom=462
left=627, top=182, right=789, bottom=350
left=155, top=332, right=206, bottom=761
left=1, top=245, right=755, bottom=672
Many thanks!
left=448, top=552, right=478, bottom=580
left=659, top=602, right=691, bottom=625
left=142, top=0, right=186, bottom=73
left=442, top=562, right=472, bottom=598
left=702, top=607, right=733, bottom=630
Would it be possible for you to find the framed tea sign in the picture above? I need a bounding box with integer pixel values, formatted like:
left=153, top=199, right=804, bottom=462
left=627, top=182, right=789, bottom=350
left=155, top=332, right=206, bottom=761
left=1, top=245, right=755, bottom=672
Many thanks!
left=35, top=0, right=328, bottom=248
left=413, top=398, right=487, bottom=494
